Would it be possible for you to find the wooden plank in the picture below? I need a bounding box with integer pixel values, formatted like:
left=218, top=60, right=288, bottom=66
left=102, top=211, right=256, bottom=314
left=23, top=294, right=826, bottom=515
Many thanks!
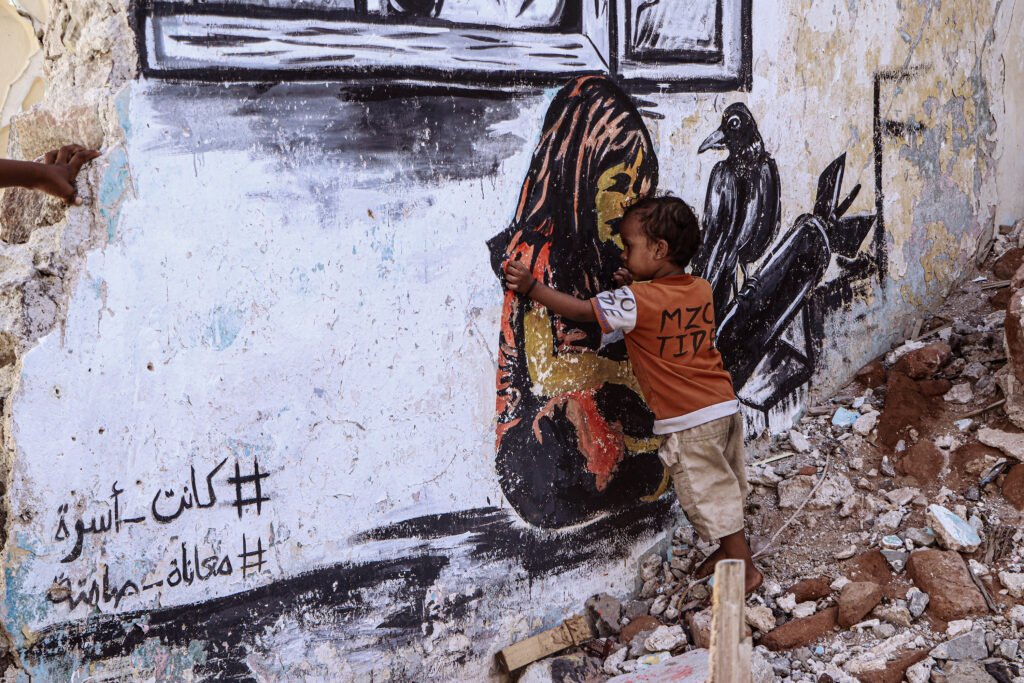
left=709, top=560, right=751, bottom=682
left=497, top=614, right=594, bottom=672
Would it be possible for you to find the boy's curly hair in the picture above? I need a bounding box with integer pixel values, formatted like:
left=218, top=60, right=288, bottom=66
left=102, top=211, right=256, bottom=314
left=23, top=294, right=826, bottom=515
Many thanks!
left=622, top=195, right=701, bottom=269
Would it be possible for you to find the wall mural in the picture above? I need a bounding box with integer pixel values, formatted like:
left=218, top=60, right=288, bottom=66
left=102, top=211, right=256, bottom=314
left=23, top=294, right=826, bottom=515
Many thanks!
left=9, top=5, right=928, bottom=679
left=483, top=77, right=883, bottom=529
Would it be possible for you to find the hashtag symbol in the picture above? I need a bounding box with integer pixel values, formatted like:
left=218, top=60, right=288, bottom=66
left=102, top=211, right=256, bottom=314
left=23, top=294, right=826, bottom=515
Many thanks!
left=227, top=459, right=270, bottom=519
left=238, top=534, right=267, bottom=578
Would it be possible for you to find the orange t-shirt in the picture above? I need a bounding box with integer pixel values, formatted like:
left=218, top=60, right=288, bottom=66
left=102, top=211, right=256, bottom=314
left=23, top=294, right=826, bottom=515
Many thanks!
left=590, top=274, right=738, bottom=434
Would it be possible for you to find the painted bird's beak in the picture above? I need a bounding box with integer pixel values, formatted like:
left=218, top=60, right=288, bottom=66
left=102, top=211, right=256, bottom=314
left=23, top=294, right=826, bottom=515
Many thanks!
left=698, top=128, right=726, bottom=153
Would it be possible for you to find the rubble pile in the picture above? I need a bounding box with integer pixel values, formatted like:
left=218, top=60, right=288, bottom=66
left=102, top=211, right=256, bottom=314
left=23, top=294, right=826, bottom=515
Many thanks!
left=511, top=225, right=1024, bottom=682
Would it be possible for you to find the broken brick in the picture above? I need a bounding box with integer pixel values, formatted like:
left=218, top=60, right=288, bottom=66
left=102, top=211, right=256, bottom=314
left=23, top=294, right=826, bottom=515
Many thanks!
left=838, top=581, right=884, bottom=627
left=905, top=550, right=987, bottom=622
left=760, top=607, right=838, bottom=651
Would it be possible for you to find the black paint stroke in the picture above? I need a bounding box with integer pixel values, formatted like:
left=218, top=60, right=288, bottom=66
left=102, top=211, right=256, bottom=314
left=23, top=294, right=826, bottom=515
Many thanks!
left=873, top=66, right=927, bottom=285
left=26, top=502, right=672, bottom=681
left=141, top=82, right=532, bottom=187
left=29, top=555, right=450, bottom=681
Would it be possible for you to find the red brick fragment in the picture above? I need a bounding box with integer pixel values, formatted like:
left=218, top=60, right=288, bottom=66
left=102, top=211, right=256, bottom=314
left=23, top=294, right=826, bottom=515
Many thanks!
left=760, top=607, right=838, bottom=651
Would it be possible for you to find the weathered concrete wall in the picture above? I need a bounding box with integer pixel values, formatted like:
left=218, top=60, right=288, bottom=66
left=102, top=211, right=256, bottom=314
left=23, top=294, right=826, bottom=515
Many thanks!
left=1, top=1, right=1022, bottom=681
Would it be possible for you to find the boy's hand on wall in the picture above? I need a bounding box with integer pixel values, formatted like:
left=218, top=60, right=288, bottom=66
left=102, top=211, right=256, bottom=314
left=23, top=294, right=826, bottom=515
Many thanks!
left=37, top=145, right=101, bottom=204
left=613, top=268, right=633, bottom=287
left=503, top=259, right=535, bottom=294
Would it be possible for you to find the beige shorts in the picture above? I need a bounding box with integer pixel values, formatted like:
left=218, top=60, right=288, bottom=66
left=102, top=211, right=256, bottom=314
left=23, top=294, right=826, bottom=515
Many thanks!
left=658, top=411, right=749, bottom=542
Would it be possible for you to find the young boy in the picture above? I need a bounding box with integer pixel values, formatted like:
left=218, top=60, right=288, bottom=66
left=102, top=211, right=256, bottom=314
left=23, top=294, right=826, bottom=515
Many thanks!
left=503, top=195, right=762, bottom=593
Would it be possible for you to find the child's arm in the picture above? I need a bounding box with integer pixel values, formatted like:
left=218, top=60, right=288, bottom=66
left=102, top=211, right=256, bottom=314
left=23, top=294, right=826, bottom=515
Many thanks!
left=504, top=259, right=596, bottom=322
left=0, top=145, right=101, bottom=204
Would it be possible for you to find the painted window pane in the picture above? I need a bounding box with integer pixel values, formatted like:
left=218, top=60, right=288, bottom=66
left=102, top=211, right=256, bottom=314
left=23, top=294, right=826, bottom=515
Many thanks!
left=390, top=0, right=566, bottom=28
left=630, top=0, right=718, bottom=59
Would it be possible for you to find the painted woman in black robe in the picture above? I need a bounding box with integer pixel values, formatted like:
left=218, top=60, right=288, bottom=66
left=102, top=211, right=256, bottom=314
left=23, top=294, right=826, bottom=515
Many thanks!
left=487, top=75, right=664, bottom=529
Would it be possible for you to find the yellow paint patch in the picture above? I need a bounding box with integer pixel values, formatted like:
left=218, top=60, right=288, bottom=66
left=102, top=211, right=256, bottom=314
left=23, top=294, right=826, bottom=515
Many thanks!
left=523, top=305, right=640, bottom=396
left=919, top=221, right=961, bottom=295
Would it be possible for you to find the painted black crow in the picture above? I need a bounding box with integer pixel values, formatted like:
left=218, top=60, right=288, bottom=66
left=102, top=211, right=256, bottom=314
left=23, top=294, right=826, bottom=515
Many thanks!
left=692, top=102, right=781, bottom=318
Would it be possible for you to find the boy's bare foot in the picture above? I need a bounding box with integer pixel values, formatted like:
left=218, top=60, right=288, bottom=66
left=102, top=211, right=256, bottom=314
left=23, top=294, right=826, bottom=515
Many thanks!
left=745, top=565, right=764, bottom=595
left=702, top=530, right=763, bottom=594
left=694, top=545, right=726, bottom=579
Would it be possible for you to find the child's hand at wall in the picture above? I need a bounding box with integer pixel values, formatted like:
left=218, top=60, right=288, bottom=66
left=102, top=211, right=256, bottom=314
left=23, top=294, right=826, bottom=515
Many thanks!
left=612, top=267, right=633, bottom=287
left=503, top=258, right=535, bottom=294
left=0, top=144, right=101, bottom=204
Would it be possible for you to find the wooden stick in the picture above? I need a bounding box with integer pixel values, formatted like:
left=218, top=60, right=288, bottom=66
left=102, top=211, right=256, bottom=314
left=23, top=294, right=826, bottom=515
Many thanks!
left=916, top=324, right=951, bottom=342
left=709, top=560, right=750, bottom=682
left=968, top=566, right=997, bottom=613
left=961, top=399, right=1006, bottom=419
left=750, top=451, right=796, bottom=467
left=980, top=279, right=1011, bottom=290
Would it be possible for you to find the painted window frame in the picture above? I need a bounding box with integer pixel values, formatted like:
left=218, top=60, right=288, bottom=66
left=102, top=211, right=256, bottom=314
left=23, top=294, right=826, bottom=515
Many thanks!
left=137, top=0, right=751, bottom=91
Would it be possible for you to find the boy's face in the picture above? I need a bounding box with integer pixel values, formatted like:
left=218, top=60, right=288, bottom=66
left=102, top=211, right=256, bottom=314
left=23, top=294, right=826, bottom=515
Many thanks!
left=619, top=213, right=666, bottom=281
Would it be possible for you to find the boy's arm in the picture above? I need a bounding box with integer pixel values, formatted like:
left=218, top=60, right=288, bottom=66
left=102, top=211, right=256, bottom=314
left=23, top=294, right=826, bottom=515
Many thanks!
left=503, top=259, right=596, bottom=322
left=0, top=145, right=101, bottom=204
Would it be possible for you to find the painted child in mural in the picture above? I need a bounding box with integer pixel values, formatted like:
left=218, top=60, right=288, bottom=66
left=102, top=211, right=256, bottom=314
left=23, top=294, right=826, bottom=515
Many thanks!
left=486, top=75, right=665, bottom=529
left=504, top=196, right=763, bottom=592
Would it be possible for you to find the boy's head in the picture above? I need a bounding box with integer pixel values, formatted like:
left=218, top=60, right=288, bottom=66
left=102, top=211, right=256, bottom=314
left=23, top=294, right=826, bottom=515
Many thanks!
left=618, top=196, right=701, bottom=278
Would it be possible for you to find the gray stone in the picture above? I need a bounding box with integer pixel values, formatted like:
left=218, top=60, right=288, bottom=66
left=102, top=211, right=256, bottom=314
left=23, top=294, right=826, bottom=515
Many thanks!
left=873, top=603, right=913, bottom=627
left=944, top=383, right=974, bottom=404
left=999, top=638, right=1020, bottom=660
left=909, top=589, right=933, bottom=618
left=905, top=527, right=937, bottom=547
left=622, top=599, right=650, bottom=620
left=644, top=624, right=687, bottom=652
left=789, top=430, right=812, bottom=453
left=977, top=428, right=1024, bottom=461
left=771, top=658, right=793, bottom=677
left=886, top=487, right=920, bottom=506
left=962, top=362, right=988, bottom=381
left=873, top=622, right=897, bottom=638
left=882, top=456, right=897, bottom=477
left=640, top=554, right=662, bottom=581
left=877, top=509, right=906, bottom=531
left=906, top=657, right=934, bottom=683
left=586, top=593, right=623, bottom=634
left=520, top=652, right=605, bottom=683
left=998, top=571, right=1024, bottom=598
left=603, top=647, right=628, bottom=675
left=746, top=604, right=776, bottom=633
left=937, top=661, right=997, bottom=682
left=778, top=475, right=815, bottom=508
left=853, top=412, right=878, bottom=436
left=929, top=628, right=988, bottom=661
left=881, top=549, right=909, bottom=572
left=629, top=629, right=656, bottom=657
left=927, top=504, right=982, bottom=552
left=751, top=649, right=774, bottom=683
left=815, top=474, right=855, bottom=508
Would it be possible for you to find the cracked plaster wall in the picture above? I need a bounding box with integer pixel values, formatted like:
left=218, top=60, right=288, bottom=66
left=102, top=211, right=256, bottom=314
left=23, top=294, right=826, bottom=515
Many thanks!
left=0, top=0, right=1021, bottom=681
